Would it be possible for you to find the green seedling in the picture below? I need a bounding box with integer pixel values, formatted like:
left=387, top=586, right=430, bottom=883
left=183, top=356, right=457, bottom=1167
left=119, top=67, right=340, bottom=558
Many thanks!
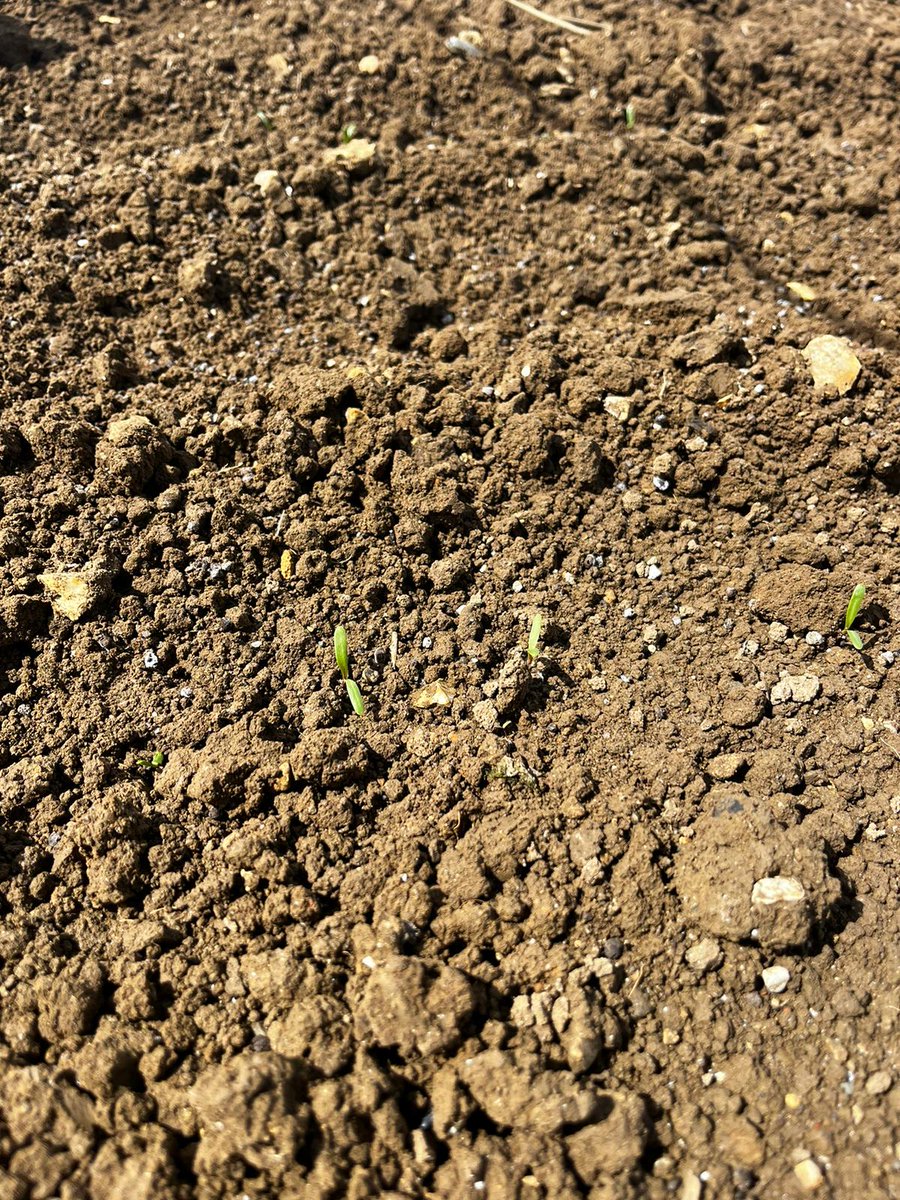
left=345, top=679, right=365, bottom=717
left=339, top=122, right=358, bottom=144
left=135, top=750, right=166, bottom=771
left=334, top=625, right=350, bottom=679
left=624, top=103, right=636, bottom=130
left=527, top=613, right=543, bottom=665
left=333, top=624, right=365, bottom=716
left=256, top=110, right=274, bottom=131
left=844, top=584, right=866, bottom=650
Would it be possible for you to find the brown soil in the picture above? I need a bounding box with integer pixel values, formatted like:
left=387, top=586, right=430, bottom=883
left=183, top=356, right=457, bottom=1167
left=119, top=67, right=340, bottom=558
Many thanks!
left=1, top=1, right=898, bottom=1197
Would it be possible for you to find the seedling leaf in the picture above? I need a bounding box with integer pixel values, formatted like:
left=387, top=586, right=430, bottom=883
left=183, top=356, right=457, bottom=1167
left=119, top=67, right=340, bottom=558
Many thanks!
left=527, top=613, right=543, bottom=664
left=847, top=630, right=863, bottom=651
left=334, top=625, right=349, bottom=679
left=345, top=678, right=365, bottom=716
left=844, top=584, right=865, bottom=632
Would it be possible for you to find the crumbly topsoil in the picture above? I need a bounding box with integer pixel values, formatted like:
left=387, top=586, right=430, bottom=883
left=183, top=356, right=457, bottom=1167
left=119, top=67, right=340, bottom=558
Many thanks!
left=1, top=2, right=898, bottom=1198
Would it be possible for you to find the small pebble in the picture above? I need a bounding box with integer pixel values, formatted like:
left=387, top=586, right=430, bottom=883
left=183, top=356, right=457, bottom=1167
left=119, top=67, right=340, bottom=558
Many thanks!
left=603, top=394, right=632, bottom=422
left=880, top=651, right=895, bottom=666
left=768, top=621, right=789, bottom=643
left=652, top=475, right=670, bottom=492
left=603, top=937, right=624, bottom=960
left=865, top=1070, right=892, bottom=1096
left=143, top=649, right=159, bottom=670
left=770, top=673, right=820, bottom=704
left=752, top=876, right=806, bottom=906
left=686, top=938, right=723, bottom=973
left=647, top=564, right=662, bottom=580
left=793, top=1159, right=823, bottom=1191
left=805, top=631, right=824, bottom=646
left=762, top=965, right=790, bottom=994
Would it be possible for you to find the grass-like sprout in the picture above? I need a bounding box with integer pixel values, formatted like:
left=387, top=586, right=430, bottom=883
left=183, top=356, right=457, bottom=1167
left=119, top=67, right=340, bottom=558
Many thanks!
left=334, top=624, right=365, bottom=716
left=844, top=584, right=866, bottom=651
left=527, top=613, right=543, bottom=665
left=339, top=122, right=358, bottom=144
left=624, top=103, right=636, bottom=130
left=135, top=750, right=165, bottom=771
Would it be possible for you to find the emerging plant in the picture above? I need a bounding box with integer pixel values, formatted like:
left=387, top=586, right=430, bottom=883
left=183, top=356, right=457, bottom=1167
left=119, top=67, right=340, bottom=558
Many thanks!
left=135, top=750, right=166, bottom=771
left=339, top=122, right=358, bottom=144
left=624, top=103, right=636, bottom=130
left=256, top=110, right=274, bottom=131
left=334, top=625, right=365, bottom=716
left=844, top=584, right=866, bottom=650
left=526, top=613, right=543, bottom=666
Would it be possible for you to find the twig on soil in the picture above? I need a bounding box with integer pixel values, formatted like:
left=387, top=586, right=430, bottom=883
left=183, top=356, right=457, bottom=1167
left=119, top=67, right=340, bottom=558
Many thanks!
left=503, top=0, right=597, bottom=36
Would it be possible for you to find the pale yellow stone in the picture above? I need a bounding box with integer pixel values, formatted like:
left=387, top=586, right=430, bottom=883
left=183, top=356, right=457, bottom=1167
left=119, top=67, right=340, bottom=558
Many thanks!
left=802, top=335, right=861, bottom=395
left=38, top=570, right=109, bottom=620
left=323, top=139, right=376, bottom=166
left=410, top=681, right=455, bottom=709
left=793, top=1158, right=823, bottom=1191
left=253, top=168, right=282, bottom=198
left=787, top=281, right=817, bottom=301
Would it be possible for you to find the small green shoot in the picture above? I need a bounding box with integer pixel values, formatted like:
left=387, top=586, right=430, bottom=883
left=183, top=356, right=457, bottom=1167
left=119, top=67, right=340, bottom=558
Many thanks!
left=527, top=614, right=543, bottom=666
left=339, top=122, right=357, bottom=144
left=135, top=750, right=166, bottom=771
left=256, top=110, right=274, bottom=131
left=333, top=624, right=365, bottom=716
left=624, top=103, right=636, bottom=130
left=334, top=625, right=350, bottom=679
left=844, top=584, right=866, bottom=650
left=345, top=679, right=365, bottom=717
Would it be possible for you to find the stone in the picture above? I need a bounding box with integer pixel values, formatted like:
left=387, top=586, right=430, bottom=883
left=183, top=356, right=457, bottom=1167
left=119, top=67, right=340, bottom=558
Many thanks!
left=707, top=754, right=746, bottom=781
left=771, top=673, right=820, bottom=704
left=37, top=567, right=112, bottom=620
left=761, top=965, right=790, bottom=993
left=603, top=394, right=632, bottom=422
left=801, top=335, right=861, bottom=395
left=685, top=939, right=723, bottom=973
left=864, top=1070, right=892, bottom=1096
left=793, top=1158, right=824, bottom=1191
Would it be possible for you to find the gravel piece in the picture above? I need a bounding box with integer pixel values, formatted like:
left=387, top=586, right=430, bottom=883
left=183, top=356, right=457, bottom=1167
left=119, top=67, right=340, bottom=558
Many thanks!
left=770, top=673, right=820, bottom=704
left=864, top=1070, right=892, bottom=1096
left=793, top=1158, right=824, bottom=1191
left=685, top=939, right=723, bottom=973
left=761, top=965, right=790, bottom=993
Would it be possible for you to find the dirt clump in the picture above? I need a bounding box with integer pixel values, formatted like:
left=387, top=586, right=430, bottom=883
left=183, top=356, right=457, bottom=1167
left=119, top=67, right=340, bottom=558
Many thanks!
left=0, top=0, right=899, bottom=1197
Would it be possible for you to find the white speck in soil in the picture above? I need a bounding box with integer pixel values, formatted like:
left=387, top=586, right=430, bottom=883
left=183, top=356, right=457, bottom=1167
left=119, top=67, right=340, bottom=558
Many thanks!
left=647, top=564, right=662, bottom=580
left=143, top=650, right=159, bottom=669
left=880, top=651, right=894, bottom=666
left=421, top=637, right=432, bottom=649
left=652, top=475, right=670, bottom=492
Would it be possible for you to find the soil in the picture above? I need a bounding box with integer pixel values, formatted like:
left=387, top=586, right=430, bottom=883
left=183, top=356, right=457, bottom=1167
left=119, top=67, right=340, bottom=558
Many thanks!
left=0, top=1, right=898, bottom=1197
